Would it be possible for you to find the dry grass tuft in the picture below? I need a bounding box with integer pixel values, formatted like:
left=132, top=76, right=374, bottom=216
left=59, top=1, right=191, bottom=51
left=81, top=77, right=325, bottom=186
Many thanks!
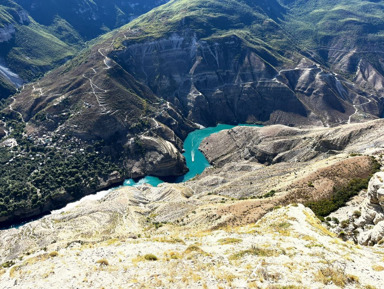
left=303, top=210, right=336, bottom=237
left=152, top=237, right=185, bottom=244
left=229, top=246, right=280, bottom=260
left=96, top=259, right=109, bottom=266
left=184, top=245, right=207, bottom=255
left=49, top=251, right=58, bottom=257
left=217, top=238, right=242, bottom=245
left=24, top=254, right=49, bottom=266
left=314, top=264, right=359, bottom=287
left=372, top=265, right=384, bottom=271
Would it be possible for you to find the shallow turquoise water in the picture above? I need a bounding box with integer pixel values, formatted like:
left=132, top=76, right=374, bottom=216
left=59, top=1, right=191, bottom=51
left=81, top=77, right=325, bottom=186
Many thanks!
left=125, top=124, right=261, bottom=187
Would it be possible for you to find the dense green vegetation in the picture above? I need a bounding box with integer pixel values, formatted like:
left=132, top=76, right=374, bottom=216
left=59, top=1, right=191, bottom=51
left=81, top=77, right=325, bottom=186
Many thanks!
left=279, top=0, right=384, bottom=76
left=0, top=113, right=125, bottom=222
left=122, top=0, right=384, bottom=75
left=281, top=0, right=384, bottom=47
left=0, top=75, right=16, bottom=98
left=0, top=2, right=18, bottom=28
left=127, top=0, right=282, bottom=38
left=305, top=158, right=381, bottom=220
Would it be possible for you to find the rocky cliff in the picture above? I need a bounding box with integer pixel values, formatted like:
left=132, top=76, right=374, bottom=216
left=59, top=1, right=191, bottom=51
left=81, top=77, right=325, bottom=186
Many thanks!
left=327, top=171, right=384, bottom=246
left=200, top=119, right=384, bottom=167
left=118, top=34, right=381, bottom=127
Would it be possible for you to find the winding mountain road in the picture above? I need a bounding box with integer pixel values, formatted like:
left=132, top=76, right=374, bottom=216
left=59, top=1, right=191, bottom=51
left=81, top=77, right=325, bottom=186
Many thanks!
left=9, top=96, right=25, bottom=122
left=348, top=98, right=372, bottom=124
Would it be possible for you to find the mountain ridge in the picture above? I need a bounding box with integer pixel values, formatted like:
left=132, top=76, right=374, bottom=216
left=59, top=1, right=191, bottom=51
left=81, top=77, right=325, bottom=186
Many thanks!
left=0, top=0, right=170, bottom=98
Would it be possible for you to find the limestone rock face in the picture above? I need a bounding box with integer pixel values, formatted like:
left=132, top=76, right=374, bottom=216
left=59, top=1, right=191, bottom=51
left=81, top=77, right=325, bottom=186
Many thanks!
left=128, top=135, right=188, bottom=178
left=200, top=119, right=384, bottom=167
left=117, top=33, right=380, bottom=127
left=0, top=122, right=6, bottom=139
left=328, top=171, right=384, bottom=246
left=356, top=173, right=384, bottom=245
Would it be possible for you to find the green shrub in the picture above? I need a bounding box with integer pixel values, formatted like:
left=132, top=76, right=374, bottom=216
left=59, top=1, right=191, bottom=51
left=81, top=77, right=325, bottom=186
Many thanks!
left=263, top=190, right=276, bottom=198
left=305, top=177, right=369, bottom=218
left=1, top=260, right=15, bottom=268
left=332, top=217, right=340, bottom=224
left=353, top=210, right=361, bottom=218
left=341, top=220, right=350, bottom=228
left=144, top=254, right=158, bottom=261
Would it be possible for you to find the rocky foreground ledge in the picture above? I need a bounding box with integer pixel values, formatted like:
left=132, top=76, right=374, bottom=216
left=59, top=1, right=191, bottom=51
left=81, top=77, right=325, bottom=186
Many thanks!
left=1, top=196, right=384, bottom=289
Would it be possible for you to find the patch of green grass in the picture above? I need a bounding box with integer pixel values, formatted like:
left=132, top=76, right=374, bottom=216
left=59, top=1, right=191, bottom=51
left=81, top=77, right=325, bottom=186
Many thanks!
left=7, top=21, right=77, bottom=80
left=305, top=158, right=381, bottom=219
left=263, top=190, right=276, bottom=198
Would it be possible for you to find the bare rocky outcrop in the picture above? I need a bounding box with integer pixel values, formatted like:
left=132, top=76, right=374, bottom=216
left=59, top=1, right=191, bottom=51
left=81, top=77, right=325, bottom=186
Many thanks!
left=128, top=135, right=188, bottom=178
left=326, top=171, right=384, bottom=246
left=1, top=200, right=384, bottom=289
left=355, top=172, right=384, bottom=245
left=200, top=119, right=384, bottom=167
left=117, top=33, right=380, bottom=127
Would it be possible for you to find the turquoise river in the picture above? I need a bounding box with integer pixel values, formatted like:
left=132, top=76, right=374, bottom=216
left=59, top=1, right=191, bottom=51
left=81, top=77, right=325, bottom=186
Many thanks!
left=3, top=124, right=260, bottom=229
left=124, top=124, right=261, bottom=187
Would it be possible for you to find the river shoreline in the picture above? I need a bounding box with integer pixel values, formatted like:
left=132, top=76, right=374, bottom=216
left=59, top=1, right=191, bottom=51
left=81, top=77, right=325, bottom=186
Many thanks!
left=1, top=124, right=260, bottom=230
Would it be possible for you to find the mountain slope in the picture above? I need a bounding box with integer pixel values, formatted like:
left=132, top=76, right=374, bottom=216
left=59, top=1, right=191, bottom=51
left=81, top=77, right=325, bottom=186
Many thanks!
left=14, top=0, right=169, bottom=40
left=281, top=0, right=384, bottom=91
left=2, top=0, right=384, bottom=225
left=0, top=0, right=169, bottom=99
left=0, top=0, right=81, bottom=97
